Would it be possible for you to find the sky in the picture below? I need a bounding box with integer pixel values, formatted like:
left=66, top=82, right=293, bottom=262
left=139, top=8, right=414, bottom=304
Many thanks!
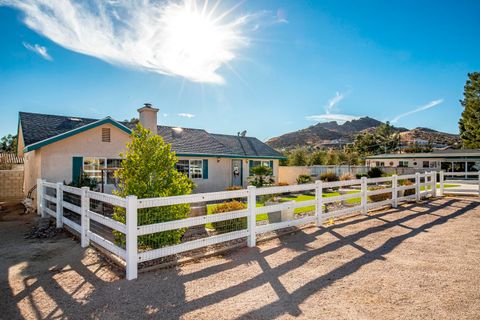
left=0, top=0, right=479, bottom=142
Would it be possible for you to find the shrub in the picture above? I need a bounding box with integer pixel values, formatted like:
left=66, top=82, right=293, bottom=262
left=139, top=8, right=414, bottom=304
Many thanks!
left=248, top=166, right=274, bottom=187
left=339, top=172, right=355, bottom=181
left=367, top=167, right=384, bottom=178
left=211, top=201, right=247, bottom=234
left=277, top=182, right=289, bottom=186
left=320, top=172, right=339, bottom=182
left=296, top=174, right=312, bottom=184
left=113, top=124, right=193, bottom=250
left=400, top=179, right=416, bottom=196
left=368, top=186, right=392, bottom=202
left=226, top=186, right=243, bottom=191
left=356, top=173, right=368, bottom=179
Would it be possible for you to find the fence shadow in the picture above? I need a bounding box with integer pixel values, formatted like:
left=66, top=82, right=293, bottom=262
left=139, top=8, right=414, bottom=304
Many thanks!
left=2, top=197, right=478, bottom=319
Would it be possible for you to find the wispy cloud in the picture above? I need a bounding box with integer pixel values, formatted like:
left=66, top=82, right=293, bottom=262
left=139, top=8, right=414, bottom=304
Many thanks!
left=2, top=0, right=254, bottom=84
left=391, top=99, right=444, bottom=123
left=324, top=91, right=345, bottom=114
left=178, top=113, right=195, bottom=118
left=22, top=42, right=52, bottom=60
left=306, top=114, right=360, bottom=123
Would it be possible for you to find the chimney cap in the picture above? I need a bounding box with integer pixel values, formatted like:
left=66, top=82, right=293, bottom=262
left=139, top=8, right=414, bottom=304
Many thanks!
left=144, top=103, right=152, bottom=108
left=138, top=103, right=159, bottom=113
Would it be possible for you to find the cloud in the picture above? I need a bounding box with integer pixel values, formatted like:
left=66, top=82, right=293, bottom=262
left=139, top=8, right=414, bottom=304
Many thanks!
left=325, top=91, right=345, bottom=114
left=22, top=42, right=52, bottom=60
left=2, top=0, right=252, bottom=84
left=306, top=113, right=360, bottom=123
left=391, top=99, right=444, bottom=123
left=178, top=113, right=195, bottom=118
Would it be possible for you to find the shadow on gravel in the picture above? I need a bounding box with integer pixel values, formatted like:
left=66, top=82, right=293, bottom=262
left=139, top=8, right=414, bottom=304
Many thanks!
left=2, top=198, right=479, bottom=319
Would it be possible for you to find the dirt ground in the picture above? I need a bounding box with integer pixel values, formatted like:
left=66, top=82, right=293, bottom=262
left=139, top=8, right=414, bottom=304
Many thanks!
left=1, top=197, right=480, bottom=320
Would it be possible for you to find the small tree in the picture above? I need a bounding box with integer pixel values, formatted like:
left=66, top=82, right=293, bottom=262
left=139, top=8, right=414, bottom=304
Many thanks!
left=0, top=134, right=17, bottom=152
left=248, top=166, right=274, bottom=187
left=113, top=124, right=193, bottom=249
left=459, top=72, right=480, bottom=148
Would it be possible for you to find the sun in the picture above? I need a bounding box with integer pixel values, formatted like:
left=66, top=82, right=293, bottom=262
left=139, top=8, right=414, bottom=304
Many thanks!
left=160, top=0, right=247, bottom=84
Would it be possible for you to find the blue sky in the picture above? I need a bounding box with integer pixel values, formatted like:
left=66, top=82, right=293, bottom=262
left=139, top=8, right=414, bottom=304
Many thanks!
left=1, top=0, right=479, bottom=141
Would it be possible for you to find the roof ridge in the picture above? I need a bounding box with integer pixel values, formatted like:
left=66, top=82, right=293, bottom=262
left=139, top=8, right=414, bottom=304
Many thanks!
left=19, top=111, right=98, bottom=122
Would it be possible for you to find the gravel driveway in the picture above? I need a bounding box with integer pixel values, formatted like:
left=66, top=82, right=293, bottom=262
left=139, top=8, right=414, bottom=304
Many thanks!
left=1, top=196, right=480, bottom=320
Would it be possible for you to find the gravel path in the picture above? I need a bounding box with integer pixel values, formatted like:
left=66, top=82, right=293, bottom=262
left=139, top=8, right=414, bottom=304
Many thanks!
left=1, top=197, right=480, bottom=320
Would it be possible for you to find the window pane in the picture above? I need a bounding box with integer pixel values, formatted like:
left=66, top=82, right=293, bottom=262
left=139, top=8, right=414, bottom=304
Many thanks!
left=83, top=157, right=105, bottom=182
left=176, top=160, right=189, bottom=175
left=190, top=160, right=203, bottom=179
left=107, top=159, right=122, bottom=168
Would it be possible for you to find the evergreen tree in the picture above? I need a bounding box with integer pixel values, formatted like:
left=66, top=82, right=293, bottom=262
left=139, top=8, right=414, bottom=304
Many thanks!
left=459, top=72, right=480, bottom=148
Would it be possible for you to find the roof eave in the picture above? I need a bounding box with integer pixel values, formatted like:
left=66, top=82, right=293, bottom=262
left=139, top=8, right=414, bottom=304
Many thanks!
left=23, top=117, right=132, bottom=153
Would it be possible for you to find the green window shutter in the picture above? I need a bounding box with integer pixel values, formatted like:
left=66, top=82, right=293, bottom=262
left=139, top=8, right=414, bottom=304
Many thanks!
left=269, top=160, right=274, bottom=169
left=72, top=156, right=83, bottom=184
left=249, top=160, right=254, bottom=175
left=203, top=159, right=208, bottom=179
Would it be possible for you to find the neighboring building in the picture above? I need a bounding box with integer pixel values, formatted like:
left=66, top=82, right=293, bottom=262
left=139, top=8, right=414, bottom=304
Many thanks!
left=17, top=104, right=285, bottom=195
left=366, top=150, right=480, bottom=173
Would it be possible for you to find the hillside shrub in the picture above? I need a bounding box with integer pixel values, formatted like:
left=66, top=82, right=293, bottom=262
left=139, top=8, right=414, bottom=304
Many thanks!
left=297, top=174, right=312, bottom=184
left=113, top=124, right=193, bottom=250
left=211, top=201, right=247, bottom=234
left=320, top=172, right=339, bottom=182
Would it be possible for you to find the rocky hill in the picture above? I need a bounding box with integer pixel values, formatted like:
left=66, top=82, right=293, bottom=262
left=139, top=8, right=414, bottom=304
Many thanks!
left=266, top=117, right=460, bottom=149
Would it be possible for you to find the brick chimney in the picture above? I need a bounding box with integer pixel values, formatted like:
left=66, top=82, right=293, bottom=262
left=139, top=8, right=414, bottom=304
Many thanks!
left=137, top=103, right=159, bottom=134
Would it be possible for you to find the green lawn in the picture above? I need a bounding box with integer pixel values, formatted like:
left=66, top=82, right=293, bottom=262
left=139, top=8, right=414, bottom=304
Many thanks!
left=420, top=183, right=459, bottom=191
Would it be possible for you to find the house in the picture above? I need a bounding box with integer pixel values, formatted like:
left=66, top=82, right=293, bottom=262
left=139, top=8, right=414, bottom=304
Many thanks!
left=366, top=150, right=480, bottom=173
left=17, top=104, right=285, bottom=195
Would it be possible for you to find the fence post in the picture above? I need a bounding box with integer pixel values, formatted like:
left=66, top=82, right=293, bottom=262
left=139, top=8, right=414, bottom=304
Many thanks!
left=126, top=195, right=138, bottom=280
left=392, top=175, right=398, bottom=208
left=80, top=187, right=90, bottom=248
left=36, top=178, right=44, bottom=217
left=415, top=172, right=420, bottom=202
left=247, top=186, right=257, bottom=247
left=431, top=171, right=437, bottom=197
left=361, top=177, right=368, bottom=214
left=55, top=182, right=63, bottom=228
left=439, top=171, right=445, bottom=197
left=315, top=180, right=323, bottom=227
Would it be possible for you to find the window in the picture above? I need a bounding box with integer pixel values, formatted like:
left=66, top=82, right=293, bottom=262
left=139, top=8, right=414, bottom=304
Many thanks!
left=83, top=157, right=122, bottom=183
left=422, top=161, right=429, bottom=168
left=102, top=128, right=111, bottom=142
left=249, top=160, right=271, bottom=175
left=398, top=161, right=409, bottom=168
left=375, top=161, right=385, bottom=167
left=175, top=159, right=204, bottom=179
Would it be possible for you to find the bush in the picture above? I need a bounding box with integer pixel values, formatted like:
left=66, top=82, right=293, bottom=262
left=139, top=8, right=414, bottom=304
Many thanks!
left=400, top=179, right=416, bottom=196
left=320, top=172, right=339, bottom=182
left=226, top=186, right=243, bottom=191
left=367, top=167, right=384, bottom=178
left=277, top=182, right=289, bottom=186
left=339, top=172, right=355, bottom=181
left=296, top=174, right=312, bottom=184
left=211, top=201, right=247, bottom=234
left=368, top=186, right=392, bottom=202
left=356, top=173, right=368, bottom=179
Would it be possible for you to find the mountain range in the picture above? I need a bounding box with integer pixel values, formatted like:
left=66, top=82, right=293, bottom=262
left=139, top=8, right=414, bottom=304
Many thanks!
left=266, top=117, right=461, bottom=150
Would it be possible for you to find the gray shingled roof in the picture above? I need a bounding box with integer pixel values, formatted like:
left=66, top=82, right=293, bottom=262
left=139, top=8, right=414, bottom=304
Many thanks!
left=19, top=112, right=284, bottom=158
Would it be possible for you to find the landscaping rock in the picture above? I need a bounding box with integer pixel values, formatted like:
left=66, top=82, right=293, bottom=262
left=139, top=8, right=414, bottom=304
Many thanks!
left=24, top=218, right=61, bottom=239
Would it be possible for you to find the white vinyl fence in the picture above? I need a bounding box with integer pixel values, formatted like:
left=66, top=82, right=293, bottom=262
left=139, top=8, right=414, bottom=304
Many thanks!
left=36, top=171, right=479, bottom=280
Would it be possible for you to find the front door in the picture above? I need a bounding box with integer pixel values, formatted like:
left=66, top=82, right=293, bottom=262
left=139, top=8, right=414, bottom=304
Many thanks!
left=232, top=160, right=243, bottom=187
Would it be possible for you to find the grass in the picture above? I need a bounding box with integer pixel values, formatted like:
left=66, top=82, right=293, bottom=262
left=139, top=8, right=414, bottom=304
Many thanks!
left=420, top=183, right=459, bottom=191
left=206, top=190, right=361, bottom=227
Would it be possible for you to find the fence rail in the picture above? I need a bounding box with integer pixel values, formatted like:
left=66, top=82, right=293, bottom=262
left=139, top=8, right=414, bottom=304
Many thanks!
left=36, top=170, right=479, bottom=280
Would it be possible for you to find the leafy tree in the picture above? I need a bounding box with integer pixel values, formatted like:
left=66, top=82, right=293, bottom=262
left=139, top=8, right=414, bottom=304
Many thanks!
left=123, top=117, right=140, bottom=127
left=354, top=122, right=399, bottom=156
left=309, top=150, right=327, bottom=165
left=459, top=72, right=480, bottom=148
left=113, top=124, right=193, bottom=249
left=0, top=134, right=17, bottom=152
left=288, top=148, right=308, bottom=166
